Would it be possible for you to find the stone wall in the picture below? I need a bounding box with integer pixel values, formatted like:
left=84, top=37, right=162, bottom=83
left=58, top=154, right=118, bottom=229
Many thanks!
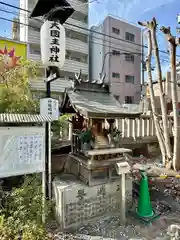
left=53, top=174, right=132, bottom=230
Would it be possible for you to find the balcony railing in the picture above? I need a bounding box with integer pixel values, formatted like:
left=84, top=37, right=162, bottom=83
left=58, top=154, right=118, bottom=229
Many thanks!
left=62, top=59, right=88, bottom=75
left=66, top=38, right=88, bottom=54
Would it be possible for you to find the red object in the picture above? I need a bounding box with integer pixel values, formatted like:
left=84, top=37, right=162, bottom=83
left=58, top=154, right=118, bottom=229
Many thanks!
left=149, top=179, right=153, bottom=185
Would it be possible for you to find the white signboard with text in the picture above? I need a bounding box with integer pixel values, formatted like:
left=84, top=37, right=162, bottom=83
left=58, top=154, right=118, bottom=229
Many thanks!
left=0, top=127, right=45, bottom=178
left=40, top=98, right=59, bottom=121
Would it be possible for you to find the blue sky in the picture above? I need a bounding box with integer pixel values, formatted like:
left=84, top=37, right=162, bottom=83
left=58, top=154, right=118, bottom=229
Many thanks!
left=0, top=0, right=180, bottom=78
left=89, top=0, right=180, bottom=77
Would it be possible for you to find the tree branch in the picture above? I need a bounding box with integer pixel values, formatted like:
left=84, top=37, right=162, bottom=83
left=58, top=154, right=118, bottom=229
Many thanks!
left=138, top=21, right=148, bottom=27
left=160, top=26, right=176, bottom=44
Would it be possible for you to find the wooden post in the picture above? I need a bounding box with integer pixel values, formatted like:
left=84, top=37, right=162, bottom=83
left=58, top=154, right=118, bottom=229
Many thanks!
left=136, top=118, right=140, bottom=137
left=142, top=118, right=145, bottom=137
left=115, top=118, right=118, bottom=128
left=132, top=119, right=136, bottom=140
left=127, top=118, right=131, bottom=138
left=68, top=121, right=72, bottom=140
left=122, top=118, right=125, bottom=138
left=120, top=173, right=126, bottom=223
left=146, top=118, right=150, bottom=136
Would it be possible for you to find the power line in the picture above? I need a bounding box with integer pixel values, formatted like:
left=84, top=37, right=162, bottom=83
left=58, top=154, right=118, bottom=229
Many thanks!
left=0, top=7, right=171, bottom=63
left=0, top=16, right=141, bottom=55
left=0, top=1, right=179, bottom=58
left=0, top=15, right=171, bottom=64
left=0, top=0, right=97, bottom=12
left=0, top=8, right=142, bottom=54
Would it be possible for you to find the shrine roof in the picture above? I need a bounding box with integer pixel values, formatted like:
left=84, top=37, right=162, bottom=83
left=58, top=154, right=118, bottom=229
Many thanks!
left=61, top=88, right=142, bottom=118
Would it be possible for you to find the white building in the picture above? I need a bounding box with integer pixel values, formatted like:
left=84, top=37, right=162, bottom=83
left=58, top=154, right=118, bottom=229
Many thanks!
left=89, top=15, right=141, bottom=104
left=19, top=0, right=89, bottom=99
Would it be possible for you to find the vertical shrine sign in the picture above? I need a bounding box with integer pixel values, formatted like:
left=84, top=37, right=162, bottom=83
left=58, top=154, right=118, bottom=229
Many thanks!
left=40, top=21, right=66, bottom=68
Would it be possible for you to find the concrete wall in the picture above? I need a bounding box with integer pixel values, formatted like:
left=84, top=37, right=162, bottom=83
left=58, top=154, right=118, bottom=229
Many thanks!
left=53, top=175, right=132, bottom=229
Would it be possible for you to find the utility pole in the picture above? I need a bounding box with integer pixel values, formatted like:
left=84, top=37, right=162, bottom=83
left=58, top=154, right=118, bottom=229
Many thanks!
left=141, top=31, right=145, bottom=87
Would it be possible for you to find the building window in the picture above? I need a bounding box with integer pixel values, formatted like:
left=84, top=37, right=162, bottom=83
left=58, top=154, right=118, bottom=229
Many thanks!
left=112, top=27, right=120, bottom=35
left=125, top=75, right=135, bottom=84
left=112, top=72, right=120, bottom=78
left=125, top=96, right=134, bottom=104
left=29, top=26, right=40, bottom=32
left=112, top=50, right=120, bottom=56
left=125, top=32, right=135, bottom=42
left=125, top=54, right=134, bottom=63
left=30, top=46, right=40, bottom=55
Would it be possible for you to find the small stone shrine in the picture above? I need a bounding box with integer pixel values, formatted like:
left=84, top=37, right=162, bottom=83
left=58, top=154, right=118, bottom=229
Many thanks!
left=53, top=77, right=142, bottom=229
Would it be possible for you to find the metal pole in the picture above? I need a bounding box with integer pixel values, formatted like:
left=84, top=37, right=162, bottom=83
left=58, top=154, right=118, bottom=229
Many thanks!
left=45, top=70, right=51, bottom=200
left=100, top=52, right=112, bottom=78
left=142, top=31, right=145, bottom=87
left=48, top=121, right=52, bottom=199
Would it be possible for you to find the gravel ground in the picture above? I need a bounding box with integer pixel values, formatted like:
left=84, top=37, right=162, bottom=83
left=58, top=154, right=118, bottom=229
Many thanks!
left=47, top=156, right=180, bottom=239
left=47, top=195, right=180, bottom=239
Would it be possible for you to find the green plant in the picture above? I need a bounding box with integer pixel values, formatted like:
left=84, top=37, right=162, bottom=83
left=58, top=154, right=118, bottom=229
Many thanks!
left=0, top=59, right=39, bottom=113
left=51, top=114, right=71, bottom=137
left=0, top=174, right=52, bottom=239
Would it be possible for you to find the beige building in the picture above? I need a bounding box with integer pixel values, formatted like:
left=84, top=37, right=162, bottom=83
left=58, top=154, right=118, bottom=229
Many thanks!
left=145, top=72, right=180, bottom=114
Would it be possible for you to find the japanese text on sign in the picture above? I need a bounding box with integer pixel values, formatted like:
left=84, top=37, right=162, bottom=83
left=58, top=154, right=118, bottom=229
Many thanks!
left=0, top=127, right=45, bottom=178
left=48, top=98, right=53, bottom=116
left=40, top=20, right=65, bottom=68
left=18, top=135, right=43, bottom=165
left=49, top=22, right=60, bottom=63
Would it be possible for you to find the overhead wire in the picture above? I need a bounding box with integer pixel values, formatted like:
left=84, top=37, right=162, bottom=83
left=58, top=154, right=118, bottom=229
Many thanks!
left=0, top=1, right=179, bottom=59
left=0, top=8, right=142, bottom=55
left=0, top=9, right=171, bottom=64
left=0, top=15, right=171, bottom=65
left=0, top=17, right=143, bottom=58
left=0, top=17, right=145, bottom=86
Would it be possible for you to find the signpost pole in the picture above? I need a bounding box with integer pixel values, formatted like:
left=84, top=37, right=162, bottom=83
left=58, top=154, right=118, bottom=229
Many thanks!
left=45, top=71, right=50, bottom=199
left=48, top=120, right=52, bottom=199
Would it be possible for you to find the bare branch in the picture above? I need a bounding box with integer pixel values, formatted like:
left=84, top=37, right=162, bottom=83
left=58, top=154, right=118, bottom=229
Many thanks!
left=152, top=17, right=158, bottom=27
left=160, top=26, right=176, bottom=44
left=138, top=21, right=147, bottom=27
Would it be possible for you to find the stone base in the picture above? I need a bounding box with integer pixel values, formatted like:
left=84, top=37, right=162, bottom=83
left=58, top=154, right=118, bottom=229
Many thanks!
left=53, top=174, right=132, bottom=229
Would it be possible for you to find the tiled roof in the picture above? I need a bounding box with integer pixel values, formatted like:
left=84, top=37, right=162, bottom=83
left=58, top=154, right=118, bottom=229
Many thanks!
left=0, top=114, right=52, bottom=123
left=66, top=90, right=142, bottom=118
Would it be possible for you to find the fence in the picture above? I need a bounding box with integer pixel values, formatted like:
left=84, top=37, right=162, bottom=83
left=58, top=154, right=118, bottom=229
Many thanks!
left=59, top=116, right=174, bottom=141
left=117, top=116, right=173, bottom=139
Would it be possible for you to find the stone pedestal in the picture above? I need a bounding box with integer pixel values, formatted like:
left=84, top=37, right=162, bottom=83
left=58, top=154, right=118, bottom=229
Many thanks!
left=53, top=174, right=132, bottom=230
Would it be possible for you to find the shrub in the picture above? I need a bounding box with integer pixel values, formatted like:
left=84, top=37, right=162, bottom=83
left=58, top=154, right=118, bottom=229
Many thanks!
left=0, top=174, right=52, bottom=239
